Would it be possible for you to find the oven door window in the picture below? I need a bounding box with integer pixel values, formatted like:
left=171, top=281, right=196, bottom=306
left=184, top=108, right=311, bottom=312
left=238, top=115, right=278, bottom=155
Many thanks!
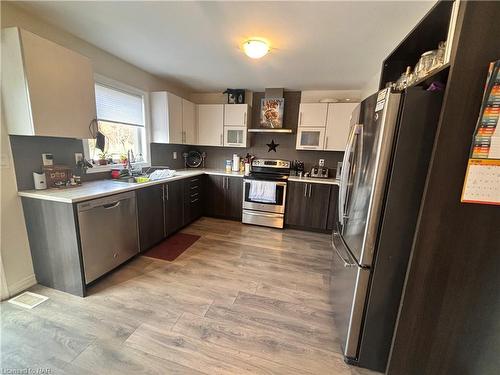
left=244, top=181, right=285, bottom=205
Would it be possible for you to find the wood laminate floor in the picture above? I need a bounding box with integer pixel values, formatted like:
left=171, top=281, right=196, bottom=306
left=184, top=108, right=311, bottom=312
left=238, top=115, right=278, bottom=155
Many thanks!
left=0, top=217, right=379, bottom=375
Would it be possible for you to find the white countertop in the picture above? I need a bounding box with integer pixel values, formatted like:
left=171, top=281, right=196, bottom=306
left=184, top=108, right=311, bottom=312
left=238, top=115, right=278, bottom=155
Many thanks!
left=18, top=168, right=338, bottom=203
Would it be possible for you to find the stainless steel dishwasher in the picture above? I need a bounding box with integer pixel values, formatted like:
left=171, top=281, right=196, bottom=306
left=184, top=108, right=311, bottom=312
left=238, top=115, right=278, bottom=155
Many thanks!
left=77, top=191, right=139, bottom=284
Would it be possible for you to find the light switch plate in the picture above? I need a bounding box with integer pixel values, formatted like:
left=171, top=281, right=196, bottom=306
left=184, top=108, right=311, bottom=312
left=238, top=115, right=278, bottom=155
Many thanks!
left=319, top=159, right=325, bottom=167
left=42, top=153, right=54, bottom=166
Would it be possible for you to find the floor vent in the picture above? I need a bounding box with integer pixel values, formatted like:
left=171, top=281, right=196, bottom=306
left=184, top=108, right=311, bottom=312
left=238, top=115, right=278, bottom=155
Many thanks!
left=8, top=291, right=48, bottom=309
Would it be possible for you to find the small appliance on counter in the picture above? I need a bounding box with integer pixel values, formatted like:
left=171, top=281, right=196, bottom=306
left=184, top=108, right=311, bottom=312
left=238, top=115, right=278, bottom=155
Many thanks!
left=33, top=172, right=47, bottom=190
left=310, top=166, right=329, bottom=178
left=310, top=159, right=329, bottom=178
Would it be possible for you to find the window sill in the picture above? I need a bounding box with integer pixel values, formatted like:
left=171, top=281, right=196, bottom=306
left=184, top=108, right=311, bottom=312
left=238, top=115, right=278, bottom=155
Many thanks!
left=85, top=162, right=150, bottom=174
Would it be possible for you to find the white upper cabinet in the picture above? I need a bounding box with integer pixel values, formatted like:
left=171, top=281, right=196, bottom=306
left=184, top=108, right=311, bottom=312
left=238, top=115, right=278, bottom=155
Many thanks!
left=324, top=103, right=358, bottom=151
left=1, top=28, right=96, bottom=138
left=151, top=92, right=183, bottom=144
left=151, top=92, right=197, bottom=145
left=197, top=104, right=224, bottom=146
left=224, top=104, right=250, bottom=127
left=298, top=103, right=329, bottom=127
left=182, top=99, right=196, bottom=144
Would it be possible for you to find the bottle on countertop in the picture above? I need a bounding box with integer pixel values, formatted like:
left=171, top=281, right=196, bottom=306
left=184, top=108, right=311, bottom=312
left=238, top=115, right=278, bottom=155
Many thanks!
left=232, top=154, right=240, bottom=172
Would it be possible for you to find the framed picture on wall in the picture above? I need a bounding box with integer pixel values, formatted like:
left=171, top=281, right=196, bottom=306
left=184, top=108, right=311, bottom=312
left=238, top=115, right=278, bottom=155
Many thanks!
left=260, top=97, right=284, bottom=128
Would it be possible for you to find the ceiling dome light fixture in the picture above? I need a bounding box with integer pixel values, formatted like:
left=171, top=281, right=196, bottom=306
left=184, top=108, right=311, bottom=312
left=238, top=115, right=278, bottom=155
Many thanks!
left=242, top=39, right=270, bottom=59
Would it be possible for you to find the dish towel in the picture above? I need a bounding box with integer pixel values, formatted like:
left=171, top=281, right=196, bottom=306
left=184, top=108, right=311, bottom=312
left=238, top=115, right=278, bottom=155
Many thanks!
left=248, top=181, right=277, bottom=203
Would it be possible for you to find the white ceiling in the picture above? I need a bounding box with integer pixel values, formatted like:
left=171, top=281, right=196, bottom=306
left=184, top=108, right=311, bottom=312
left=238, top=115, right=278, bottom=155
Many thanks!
left=16, top=1, right=435, bottom=92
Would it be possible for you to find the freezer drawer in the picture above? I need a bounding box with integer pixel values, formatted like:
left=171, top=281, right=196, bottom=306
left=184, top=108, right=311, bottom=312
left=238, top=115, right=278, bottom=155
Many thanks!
left=331, top=228, right=370, bottom=360
left=77, top=191, right=139, bottom=284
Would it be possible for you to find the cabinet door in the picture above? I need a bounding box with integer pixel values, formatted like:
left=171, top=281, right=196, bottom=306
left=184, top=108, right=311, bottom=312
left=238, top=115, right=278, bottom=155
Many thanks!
left=305, top=183, right=331, bottom=230
left=164, top=180, right=184, bottom=235
left=197, top=104, right=224, bottom=146
left=225, top=177, right=243, bottom=220
left=204, top=174, right=226, bottom=217
left=298, top=103, right=328, bottom=127
left=224, top=104, right=249, bottom=126
left=286, top=182, right=331, bottom=230
left=224, top=126, right=247, bottom=147
left=167, top=93, right=183, bottom=144
left=285, top=181, right=309, bottom=227
left=325, top=103, right=358, bottom=151
left=137, top=185, right=165, bottom=251
left=4, top=28, right=96, bottom=138
left=296, top=127, right=326, bottom=150
left=182, top=99, right=196, bottom=144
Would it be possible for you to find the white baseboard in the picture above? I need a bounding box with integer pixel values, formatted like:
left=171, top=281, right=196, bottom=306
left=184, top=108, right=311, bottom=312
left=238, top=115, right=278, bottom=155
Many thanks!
left=5, top=274, right=37, bottom=298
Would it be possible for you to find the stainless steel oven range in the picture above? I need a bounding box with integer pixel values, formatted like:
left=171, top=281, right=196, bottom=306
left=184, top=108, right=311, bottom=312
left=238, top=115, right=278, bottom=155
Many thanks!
left=242, top=159, right=291, bottom=228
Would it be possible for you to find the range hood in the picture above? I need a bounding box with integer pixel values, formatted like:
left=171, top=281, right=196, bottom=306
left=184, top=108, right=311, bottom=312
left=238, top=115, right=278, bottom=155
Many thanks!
left=249, top=88, right=293, bottom=133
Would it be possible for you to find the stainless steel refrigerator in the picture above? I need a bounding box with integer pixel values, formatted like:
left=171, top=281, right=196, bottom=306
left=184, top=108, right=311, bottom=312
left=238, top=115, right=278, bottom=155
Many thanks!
left=331, top=86, right=444, bottom=372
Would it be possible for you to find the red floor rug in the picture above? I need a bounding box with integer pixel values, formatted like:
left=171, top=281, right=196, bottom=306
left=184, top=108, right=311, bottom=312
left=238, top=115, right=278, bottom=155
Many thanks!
left=143, top=233, right=200, bottom=261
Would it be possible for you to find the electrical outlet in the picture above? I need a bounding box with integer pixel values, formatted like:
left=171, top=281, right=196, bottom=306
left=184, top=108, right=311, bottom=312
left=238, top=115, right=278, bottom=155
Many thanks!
left=319, top=159, right=325, bottom=167
left=75, top=153, right=83, bottom=165
left=173, top=151, right=177, bottom=160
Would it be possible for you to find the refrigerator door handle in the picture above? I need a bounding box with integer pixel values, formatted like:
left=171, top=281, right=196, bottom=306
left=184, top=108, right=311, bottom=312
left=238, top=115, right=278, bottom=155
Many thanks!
left=332, top=223, right=357, bottom=267
left=339, top=124, right=362, bottom=225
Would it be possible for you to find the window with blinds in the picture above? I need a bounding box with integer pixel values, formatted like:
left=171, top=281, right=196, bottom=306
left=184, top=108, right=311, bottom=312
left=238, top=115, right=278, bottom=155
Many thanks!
left=95, top=83, right=145, bottom=126
left=85, top=81, right=148, bottom=166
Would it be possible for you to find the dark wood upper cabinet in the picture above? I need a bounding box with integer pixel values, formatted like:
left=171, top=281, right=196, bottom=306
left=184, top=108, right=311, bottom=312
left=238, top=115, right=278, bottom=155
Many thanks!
left=136, top=184, right=165, bottom=252
left=164, top=179, right=184, bottom=236
left=286, top=181, right=331, bottom=230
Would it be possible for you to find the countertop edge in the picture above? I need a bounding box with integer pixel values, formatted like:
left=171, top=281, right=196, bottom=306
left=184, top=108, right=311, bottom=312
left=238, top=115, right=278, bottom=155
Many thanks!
left=18, top=169, right=338, bottom=203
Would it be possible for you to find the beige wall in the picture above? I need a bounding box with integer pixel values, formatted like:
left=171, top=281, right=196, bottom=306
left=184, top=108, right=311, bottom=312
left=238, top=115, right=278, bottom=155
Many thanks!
left=0, top=115, right=35, bottom=298
left=0, top=2, right=192, bottom=298
left=361, top=71, right=381, bottom=100
left=0, top=2, right=190, bottom=97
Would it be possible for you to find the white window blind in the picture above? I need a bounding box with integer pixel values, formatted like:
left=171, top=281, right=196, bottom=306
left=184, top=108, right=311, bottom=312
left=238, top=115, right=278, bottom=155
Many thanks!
left=95, top=83, right=145, bottom=127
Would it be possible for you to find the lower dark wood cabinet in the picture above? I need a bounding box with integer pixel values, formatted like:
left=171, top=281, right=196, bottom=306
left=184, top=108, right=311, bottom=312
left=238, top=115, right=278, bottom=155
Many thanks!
left=164, top=179, right=184, bottom=235
left=204, top=175, right=243, bottom=220
left=184, top=176, right=203, bottom=224
left=225, top=176, right=243, bottom=220
left=204, top=174, right=226, bottom=217
left=136, top=184, right=165, bottom=252
left=285, top=181, right=332, bottom=231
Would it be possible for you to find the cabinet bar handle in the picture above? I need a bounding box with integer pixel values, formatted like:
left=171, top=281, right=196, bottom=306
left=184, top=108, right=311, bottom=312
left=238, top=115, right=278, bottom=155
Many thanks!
left=304, top=183, right=308, bottom=197
left=166, top=184, right=169, bottom=200
left=220, top=134, right=223, bottom=145
left=325, top=136, right=328, bottom=149
left=244, top=112, right=246, bottom=126
left=299, top=112, right=302, bottom=125
left=308, top=184, right=312, bottom=197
